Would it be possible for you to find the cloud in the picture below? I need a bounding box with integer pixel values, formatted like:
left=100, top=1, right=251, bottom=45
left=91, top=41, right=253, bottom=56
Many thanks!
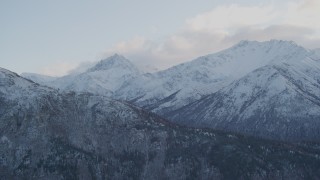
left=39, top=62, right=77, bottom=77
left=285, top=0, right=320, bottom=29
left=225, top=25, right=319, bottom=47
left=29, top=0, right=320, bottom=76
left=102, top=0, right=320, bottom=72
left=185, top=4, right=278, bottom=32
left=67, top=61, right=96, bottom=75
left=104, top=31, right=232, bottom=71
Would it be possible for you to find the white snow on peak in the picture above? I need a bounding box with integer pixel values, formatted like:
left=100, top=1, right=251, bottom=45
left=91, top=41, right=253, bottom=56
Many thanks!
left=37, top=54, right=142, bottom=95
left=87, top=54, right=138, bottom=72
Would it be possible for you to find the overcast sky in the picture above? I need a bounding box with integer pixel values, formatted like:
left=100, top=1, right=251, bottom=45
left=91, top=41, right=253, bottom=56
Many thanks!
left=1, top=0, right=320, bottom=76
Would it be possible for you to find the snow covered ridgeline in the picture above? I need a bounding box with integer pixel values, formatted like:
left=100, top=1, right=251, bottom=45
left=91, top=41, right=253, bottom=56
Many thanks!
left=114, top=40, right=311, bottom=114
left=21, top=54, right=142, bottom=96
left=23, top=40, right=312, bottom=113
left=20, top=40, right=320, bottom=142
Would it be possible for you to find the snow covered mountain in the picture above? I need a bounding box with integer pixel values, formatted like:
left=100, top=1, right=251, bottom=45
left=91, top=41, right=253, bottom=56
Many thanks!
left=169, top=52, right=320, bottom=142
left=35, top=54, right=141, bottom=96
left=115, top=40, right=310, bottom=114
left=1, top=67, right=320, bottom=179
left=23, top=40, right=311, bottom=117
left=20, top=40, right=320, bottom=142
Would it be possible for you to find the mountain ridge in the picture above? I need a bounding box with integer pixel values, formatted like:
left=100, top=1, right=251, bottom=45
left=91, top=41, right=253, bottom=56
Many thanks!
left=114, top=39, right=311, bottom=114
left=169, top=54, right=320, bottom=141
left=1, top=67, right=320, bottom=179
left=19, top=40, right=320, bottom=142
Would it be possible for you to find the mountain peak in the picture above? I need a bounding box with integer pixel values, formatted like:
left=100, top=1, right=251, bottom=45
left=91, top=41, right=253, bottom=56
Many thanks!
left=269, top=39, right=296, bottom=44
left=231, top=40, right=257, bottom=48
left=227, top=40, right=307, bottom=61
left=87, top=54, right=138, bottom=72
left=232, top=39, right=301, bottom=49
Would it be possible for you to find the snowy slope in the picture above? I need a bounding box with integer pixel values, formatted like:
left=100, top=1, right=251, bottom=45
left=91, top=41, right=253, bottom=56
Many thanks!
left=169, top=53, right=320, bottom=142
left=312, top=48, right=320, bottom=56
left=20, top=72, right=57, bottom=84
left=39, top=54, right=141, bottom=96
left=115, top=40, right=310, bottom=114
